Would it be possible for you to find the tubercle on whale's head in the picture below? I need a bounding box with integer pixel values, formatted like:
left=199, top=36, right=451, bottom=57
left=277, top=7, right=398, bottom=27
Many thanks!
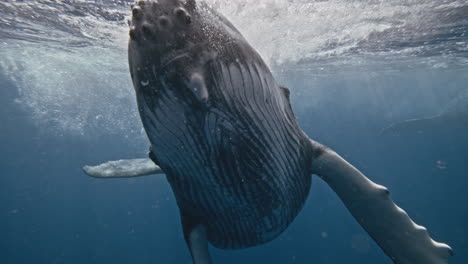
left=127, top=0, right=258, bottom=111
left=128, top=0, right=245, bottom=69
left=127, top=0, right=201, bottom=99
left=128, top=0, right=195, bottom=45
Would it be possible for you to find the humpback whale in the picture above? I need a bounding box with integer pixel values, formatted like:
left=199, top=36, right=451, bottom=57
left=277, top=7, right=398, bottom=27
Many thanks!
left=84, top=0, right=453, bottom=263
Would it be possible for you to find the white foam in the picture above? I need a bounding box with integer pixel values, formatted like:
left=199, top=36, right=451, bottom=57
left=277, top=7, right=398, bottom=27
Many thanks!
left=1, top=43, right=142, bottom=137
left=203, top=0, right=456, bottom=64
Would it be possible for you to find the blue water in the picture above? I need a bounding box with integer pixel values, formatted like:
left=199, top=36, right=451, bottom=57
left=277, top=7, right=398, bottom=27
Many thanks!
left=1, top=0, right=467, bottom=263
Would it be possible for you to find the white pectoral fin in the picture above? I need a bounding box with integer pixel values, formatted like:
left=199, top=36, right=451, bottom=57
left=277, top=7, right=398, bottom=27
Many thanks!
left=312, top=150, right=452, bottom=264
left=83, top=158, right=164, bottom=178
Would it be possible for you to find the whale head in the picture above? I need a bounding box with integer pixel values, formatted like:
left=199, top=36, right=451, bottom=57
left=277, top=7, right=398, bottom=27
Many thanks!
left=127, top=0, right=260, bottom=109
left=127, top=0, right=243, bottom=71
left=128, top=0, right=196, bottom=52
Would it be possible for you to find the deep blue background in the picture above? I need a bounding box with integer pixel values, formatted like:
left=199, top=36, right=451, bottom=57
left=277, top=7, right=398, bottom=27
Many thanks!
left=1, top=65, right=467, bottom=264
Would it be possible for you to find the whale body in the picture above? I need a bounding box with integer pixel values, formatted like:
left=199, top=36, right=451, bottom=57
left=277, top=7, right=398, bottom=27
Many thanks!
left=84, top=1, right=453, bottom=263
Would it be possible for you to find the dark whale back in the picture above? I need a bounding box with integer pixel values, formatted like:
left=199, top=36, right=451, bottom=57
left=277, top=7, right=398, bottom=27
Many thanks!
left=129, top=1, right=314, bottom=249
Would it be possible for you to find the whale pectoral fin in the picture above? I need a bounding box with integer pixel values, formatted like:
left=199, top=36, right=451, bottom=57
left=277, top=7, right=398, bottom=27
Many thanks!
left=312, top=149, right=453, bottom=264
left=181, top=213, right=212, bottom=264
left=83, top=158, right=164, bottom=178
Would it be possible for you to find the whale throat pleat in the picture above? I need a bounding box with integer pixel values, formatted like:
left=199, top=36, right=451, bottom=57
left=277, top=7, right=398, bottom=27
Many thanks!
left=145, top=61, right=312, bottom=249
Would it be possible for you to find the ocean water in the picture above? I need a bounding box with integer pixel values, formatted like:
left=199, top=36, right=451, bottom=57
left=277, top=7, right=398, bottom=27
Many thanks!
left=0, top=0, right=467, bottom=263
